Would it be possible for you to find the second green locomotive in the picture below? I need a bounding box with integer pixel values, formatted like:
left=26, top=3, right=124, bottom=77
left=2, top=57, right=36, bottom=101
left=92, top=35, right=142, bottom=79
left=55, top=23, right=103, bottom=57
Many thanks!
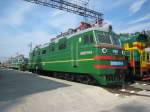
left=9, top=55, right=28, bottom=71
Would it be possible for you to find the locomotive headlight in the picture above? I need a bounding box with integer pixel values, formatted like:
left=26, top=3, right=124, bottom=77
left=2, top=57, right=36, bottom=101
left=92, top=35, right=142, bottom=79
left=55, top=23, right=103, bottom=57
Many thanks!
left=101, top=48, right=107, bottom=54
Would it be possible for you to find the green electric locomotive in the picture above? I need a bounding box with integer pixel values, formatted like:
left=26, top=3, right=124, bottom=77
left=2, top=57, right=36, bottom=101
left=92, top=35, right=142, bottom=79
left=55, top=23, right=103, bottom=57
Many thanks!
left=29, top=22, right=126, bottom=86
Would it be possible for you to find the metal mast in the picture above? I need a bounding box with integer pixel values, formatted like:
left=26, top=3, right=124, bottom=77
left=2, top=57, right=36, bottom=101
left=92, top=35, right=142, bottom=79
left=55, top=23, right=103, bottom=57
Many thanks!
left=23, top=0, right=103, bottom=22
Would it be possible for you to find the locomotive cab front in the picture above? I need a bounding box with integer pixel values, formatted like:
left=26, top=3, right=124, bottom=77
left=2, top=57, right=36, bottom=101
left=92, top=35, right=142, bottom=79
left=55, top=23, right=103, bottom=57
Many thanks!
left=93, top=30, right=126, bottom=85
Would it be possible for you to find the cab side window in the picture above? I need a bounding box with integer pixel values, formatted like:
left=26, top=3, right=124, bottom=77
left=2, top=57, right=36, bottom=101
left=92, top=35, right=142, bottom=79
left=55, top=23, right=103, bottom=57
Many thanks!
left=59, top=42, right=66, bottom=50
left=38, top=51, right=41, bottom=55
left=32, top=51, right=35, bottom=56
left=49, top=45, right=55, bottom=51
left=83, top=34, right=94, bottom=45
left=42, top=50, right=46, bottom=54
left=58, top=38, right=67, bottom=50
left=147, top=53, right=149, bottom=61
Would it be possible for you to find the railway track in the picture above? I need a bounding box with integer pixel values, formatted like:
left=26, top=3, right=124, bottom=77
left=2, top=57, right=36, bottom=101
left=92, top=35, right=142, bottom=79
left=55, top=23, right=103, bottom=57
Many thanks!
left=105, top=82, right=150, bottom=97
left=134, top=81, right=150, bottom=85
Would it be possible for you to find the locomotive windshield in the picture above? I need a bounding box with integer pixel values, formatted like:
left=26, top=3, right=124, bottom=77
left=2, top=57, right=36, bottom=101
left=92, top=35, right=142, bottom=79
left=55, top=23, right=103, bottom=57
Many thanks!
left=95, top=31, right=120, bottom=46
left=111, top=34, right=120, bottom=46
left=96, top=31, right=112, bottom=44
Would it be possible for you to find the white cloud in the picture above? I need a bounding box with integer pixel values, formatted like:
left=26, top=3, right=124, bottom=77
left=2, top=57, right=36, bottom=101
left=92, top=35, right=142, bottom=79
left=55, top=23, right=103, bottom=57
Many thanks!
left=112, top=0, right=130, bottom=8
left=51, top=10, right=65, bottom=17
left=90, top=0, right=131, bottom=12
left=0, top=29, right=51, bottom=58
left=120, top=22, right=150, bottom=33
left=129, top=13, right=150, bottom=24
left=48, top=12, right=81, bottom=32
left=0, top=0, right=34, bottom=28
left=130, top=0, right=146, bottom=13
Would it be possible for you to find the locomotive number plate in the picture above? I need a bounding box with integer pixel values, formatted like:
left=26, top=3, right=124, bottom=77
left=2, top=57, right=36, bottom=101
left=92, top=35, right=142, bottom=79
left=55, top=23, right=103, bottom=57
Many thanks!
left=110, top=61, right=123, bottom=66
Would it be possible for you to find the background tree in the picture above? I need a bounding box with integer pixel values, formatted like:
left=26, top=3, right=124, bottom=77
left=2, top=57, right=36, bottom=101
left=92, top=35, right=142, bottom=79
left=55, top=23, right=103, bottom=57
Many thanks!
left=146, top=30, right=150, bottom=46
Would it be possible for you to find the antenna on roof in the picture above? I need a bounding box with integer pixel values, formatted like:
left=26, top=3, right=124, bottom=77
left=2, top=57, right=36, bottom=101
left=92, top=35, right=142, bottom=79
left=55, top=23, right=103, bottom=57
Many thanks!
left=28, top=42, right=32, bottom=52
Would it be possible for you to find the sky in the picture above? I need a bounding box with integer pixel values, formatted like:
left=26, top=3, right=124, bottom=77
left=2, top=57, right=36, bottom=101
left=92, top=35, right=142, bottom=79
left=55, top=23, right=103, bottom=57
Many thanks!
left=0, top=0, right=150, bottom=61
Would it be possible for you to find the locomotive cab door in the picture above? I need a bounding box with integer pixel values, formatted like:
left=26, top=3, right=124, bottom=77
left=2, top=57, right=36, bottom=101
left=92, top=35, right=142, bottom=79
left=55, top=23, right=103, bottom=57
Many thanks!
left=71, top=38, right=79, bottom=68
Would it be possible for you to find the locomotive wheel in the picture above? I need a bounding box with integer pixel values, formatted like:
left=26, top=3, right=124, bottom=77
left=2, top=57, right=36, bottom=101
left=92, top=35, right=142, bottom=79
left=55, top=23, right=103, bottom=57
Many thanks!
left=63, top=73, right=68, bottom=80
left=82, top=76, right=90, bottom=84
left=66, top=74, right=73, bottom=81
left=53, top=72, right=57, bottom=78
left=78, top=75, right=84, bottom=83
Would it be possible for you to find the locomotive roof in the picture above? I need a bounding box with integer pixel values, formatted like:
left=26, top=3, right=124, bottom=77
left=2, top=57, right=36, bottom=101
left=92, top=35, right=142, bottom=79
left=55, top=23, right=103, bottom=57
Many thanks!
left=34, top=26, right=111, bottom=50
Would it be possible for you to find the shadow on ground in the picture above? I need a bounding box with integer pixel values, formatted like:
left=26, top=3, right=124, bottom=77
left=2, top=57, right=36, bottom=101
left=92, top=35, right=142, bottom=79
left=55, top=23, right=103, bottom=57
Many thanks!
left=114, top=102, right=148, bottom=112
left=101, top=101, right=149, bottom=112
left=0, top=68, right=70, bottom=101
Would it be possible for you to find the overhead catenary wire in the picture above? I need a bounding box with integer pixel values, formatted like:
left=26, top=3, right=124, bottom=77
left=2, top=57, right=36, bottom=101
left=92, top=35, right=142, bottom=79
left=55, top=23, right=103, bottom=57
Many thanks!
left=23, top=0, right=103, bottom=22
